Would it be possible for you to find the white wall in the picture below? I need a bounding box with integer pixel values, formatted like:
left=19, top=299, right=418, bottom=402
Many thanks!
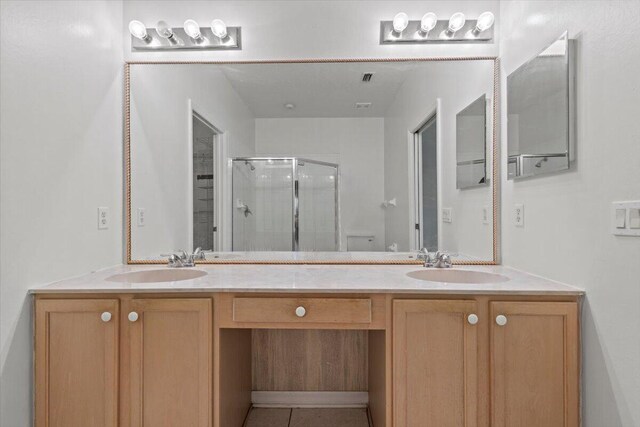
left=123, top=0, right=499, bottom=61
left=130, top=65, right=255, bottom=259
left=0, top=1, right=124, bottom=425
left=384, top=61, right=495, bottom=258
left=255, top=118, right=386, bottom=251
left=500, top=1, right=640, bottom=426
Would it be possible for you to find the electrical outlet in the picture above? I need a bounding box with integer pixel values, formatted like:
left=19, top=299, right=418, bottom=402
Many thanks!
left=442, top=208, right=453, bottom=223
left=98, top=207, right=109, bottom=230
left=514, top=204, right=524, bottom=227
left=482, top=206, right=490, bottom=225
left=137, top=208, right=146, bottom=227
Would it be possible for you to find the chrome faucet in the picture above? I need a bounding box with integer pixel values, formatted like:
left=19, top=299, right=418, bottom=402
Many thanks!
left=167, top=248, right=206, bottom=267
left=416, top=248, right=452, bottom=268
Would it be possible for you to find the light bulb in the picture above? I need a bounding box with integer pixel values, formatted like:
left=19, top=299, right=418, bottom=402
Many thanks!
left=128, top=20, right=149, bottom=41
left=420, top=12, right=437, bottom=33
left=392, top=12, right=409, bottom=33
left=210, top=19, right=228, bottom=39
left=448, top=12, right=466, bottom=33
left=156, top=20, right=174, bottom=39
left=183, top=19, right=202, bottom=40
left=475, top=12, right=495, bottom=32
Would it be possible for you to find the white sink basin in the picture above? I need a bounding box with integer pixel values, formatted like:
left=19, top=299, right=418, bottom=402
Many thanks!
left=106, top=269, right=207, bottom=283
left=407, top=269, right=509, bottom=284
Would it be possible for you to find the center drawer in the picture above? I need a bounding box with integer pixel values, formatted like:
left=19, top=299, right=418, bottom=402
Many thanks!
left=232, top=297, right=372, bottom=324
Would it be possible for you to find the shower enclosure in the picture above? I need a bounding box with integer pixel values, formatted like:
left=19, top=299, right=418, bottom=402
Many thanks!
left=232, top=157, right=339, bottom=252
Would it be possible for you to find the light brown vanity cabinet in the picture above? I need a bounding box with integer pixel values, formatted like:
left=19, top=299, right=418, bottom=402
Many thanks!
left=393, top=299, right=479, bottom=427
left=35, top=299, right=119, bottom=427
left=393, top=299, right=580, bottom=427
left=490, top=301, right=579, bottom=427
left=123, top=298, right=212, bottom=427
left=35, top=297, right=212, bottom=427
left=34, top=294, right=580, bottom=427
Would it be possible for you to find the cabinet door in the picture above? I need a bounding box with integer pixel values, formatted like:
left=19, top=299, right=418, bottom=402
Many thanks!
left=127, top=298, right=212, bottom=427
left=490, top=302, right=579, bottom=427
left=393, top=300, right=478, bottom=427
left=35, top=299, right=119, bottom=427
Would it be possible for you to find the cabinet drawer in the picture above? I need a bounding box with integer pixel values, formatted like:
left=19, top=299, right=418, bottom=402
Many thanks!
left=233, top=297, right=372, bottom=324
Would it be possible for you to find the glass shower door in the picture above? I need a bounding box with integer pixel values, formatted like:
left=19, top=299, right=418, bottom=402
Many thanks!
left=232, top=159, right=294, bottom=251
left=297, top=160, right=338, bottom=251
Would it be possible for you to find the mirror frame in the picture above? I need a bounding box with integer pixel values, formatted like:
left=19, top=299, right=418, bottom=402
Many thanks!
left=124, top=57, right=500, bottom=265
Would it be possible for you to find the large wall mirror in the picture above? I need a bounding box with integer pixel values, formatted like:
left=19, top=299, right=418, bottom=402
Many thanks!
left=125, top=58, right=499, bottom=264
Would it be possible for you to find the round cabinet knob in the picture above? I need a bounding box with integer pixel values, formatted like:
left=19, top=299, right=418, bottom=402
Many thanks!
left=295, top=306, right=306, bottom=318
left=128, top=311, right=139, bottom=322
left=467, top=314, right=479, bottom=325
left=101, top=312, right=112, bottom=322
left=495, top=314, right=508, bottom=326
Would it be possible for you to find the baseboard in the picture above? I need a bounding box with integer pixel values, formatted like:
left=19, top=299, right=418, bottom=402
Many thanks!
left=251, top=391, right=369, bottom=408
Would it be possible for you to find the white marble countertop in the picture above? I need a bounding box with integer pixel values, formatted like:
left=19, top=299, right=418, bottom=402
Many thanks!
left=30, top=264, right=584, bottom=295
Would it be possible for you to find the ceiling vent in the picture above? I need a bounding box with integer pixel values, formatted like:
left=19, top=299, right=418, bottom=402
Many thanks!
left=355, top=102, right=372, bottom=109
left=361, top=73, right=374, bottom=82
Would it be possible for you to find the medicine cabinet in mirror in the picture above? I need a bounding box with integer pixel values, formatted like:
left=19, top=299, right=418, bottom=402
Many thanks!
left=507, top=32, right=575, bottom=179
left=456, top=94, right=489, bottom=189
left=125, top=58, right=499, bottom=264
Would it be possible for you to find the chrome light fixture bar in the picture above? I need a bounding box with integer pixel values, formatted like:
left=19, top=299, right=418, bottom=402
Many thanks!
left=380, top=12, right=494, bottom=44
left=130, top=19, right=241, bottom=51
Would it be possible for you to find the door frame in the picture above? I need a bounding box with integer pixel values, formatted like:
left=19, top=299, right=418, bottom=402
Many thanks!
left=187, top=99, right=226, bottom=252
left=408, top=99, right=442, bottom=251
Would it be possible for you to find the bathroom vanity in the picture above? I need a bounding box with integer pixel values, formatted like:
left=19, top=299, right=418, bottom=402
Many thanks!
left=32, top=48, right=583, bottom=427
left=32, top=265, right=582, bottom=427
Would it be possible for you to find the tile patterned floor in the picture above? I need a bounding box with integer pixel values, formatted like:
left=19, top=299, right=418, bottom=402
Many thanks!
left=244, top=407, right=371, bottom=427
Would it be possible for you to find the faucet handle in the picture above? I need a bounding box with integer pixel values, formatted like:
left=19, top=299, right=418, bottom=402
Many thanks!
left=167, top=254, right=182, bottom=267
left=434, top=251, right=453, bottom=268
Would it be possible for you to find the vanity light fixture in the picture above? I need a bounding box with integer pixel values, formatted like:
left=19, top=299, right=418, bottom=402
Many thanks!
left=420, top=12, right=438, bottom=34
left=129, top=19, right=242, bottom=50
left=447, top=12, right=466, bottom=34
left=183, top=19, right=203, bottom=41
left=210, top=19, right=228, bottom=39
left=380, top=12, right=494, bottom=44
left=128, top=20, right=150, bottom=42
left=474, top=12, right=495, bottom=33
left=392, top=12, right=409, bottom=33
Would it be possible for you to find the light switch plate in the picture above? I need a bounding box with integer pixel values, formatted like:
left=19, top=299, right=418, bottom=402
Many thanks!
left=98, top=207, right=109, bottom=230
left=442, top=208, right=452, bottom=223
left=612, top=201, right=640, bottom=236
left=137, top=208, right=146, bottom=227
left=514, top=204, right=524, bottom=227
left=482, top=206, right=490, bottom=225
